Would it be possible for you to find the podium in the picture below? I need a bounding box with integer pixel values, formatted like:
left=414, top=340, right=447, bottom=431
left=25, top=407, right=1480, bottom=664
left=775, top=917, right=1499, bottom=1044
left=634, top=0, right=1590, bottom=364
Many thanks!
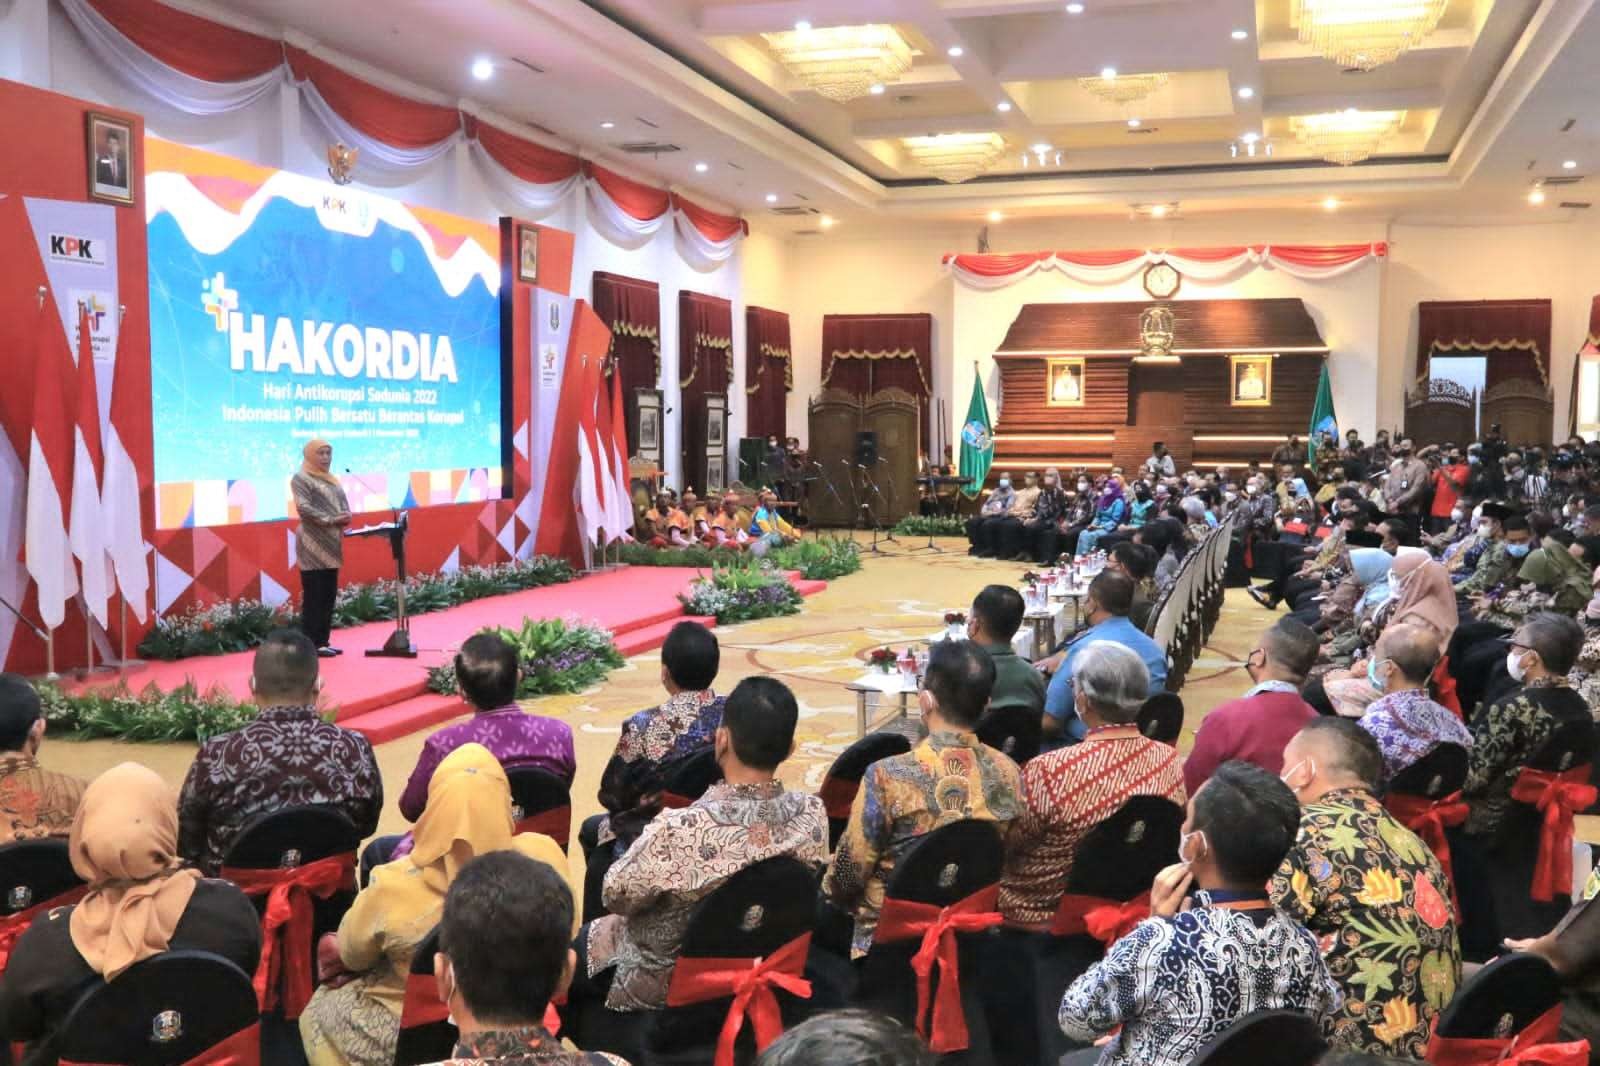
left=344, top=512, right=415, bottom=658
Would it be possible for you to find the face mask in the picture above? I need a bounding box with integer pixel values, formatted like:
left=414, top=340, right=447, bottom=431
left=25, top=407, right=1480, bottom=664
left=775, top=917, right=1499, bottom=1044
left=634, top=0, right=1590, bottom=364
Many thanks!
left=1451, top=508, right=1465, bottom=522
left=1225, top=491, right=1238, bottom=502
left=998, top=479, right=1011, bottom=489
left=1078, top=481, right=1090, bottom=492
left=1507, top=648, right=1529, bottom=681
left=1367, top=657, right=1387, bottom=689
left=1507, top=542, right=1531, bottom=558
left=1478, top=523, right=1494, bottom=538
left=1280, top=758, right=1314, bottom=793
left=1469, top=455, right=1481, bottom=465
left=1178, top=828, right=1208, bottom=867
left=1245, top=484, right=1258, bottom=495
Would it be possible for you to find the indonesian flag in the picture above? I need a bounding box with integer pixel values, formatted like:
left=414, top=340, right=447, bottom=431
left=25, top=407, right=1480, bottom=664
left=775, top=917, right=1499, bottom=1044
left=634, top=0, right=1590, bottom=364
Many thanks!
left=574, top=345, right=606, bottom=554
left=533, top=301, right=612, bottom=562
left=594, top=363, right=628, bottom=542
left=103, top=304, right=148, bottom=622
left=25, top=303, right=78, bottom=630
left=607, top=358, right=632, bottom=538
left=70, top=304, right=111, bottom=628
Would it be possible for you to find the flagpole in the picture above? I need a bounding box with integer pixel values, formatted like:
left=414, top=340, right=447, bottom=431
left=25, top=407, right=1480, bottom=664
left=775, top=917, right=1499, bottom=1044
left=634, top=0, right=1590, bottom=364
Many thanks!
left=44, top=628, right=57, bottom=682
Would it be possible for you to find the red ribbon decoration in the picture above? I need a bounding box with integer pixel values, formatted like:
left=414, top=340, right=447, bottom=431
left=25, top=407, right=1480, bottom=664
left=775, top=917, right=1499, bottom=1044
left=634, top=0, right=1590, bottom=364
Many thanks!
left=0, top=885, right=87, bottom=974
left=1426, top=1005, right=1590, bottom=1066
left=515, top=805, right=572, bottom=850
left=61, top=1020, right=262, bottom=1066
left=874, top=885, right=1004, bottom=1052
left=817, top=777, right=859, bottom=821
left=1384, top=790, right=1468, bottom=911
left=1049, top=891, right=1151, bottom=945
left=660, top=792, right=693, bottom=810
left=400, top=971, right=450, bottom=1029
left=220, top=852, right=356, bottom=1019
left=1508, top=766, right=1598, bottom=902
left=666, top=934, right=814, bottom=1066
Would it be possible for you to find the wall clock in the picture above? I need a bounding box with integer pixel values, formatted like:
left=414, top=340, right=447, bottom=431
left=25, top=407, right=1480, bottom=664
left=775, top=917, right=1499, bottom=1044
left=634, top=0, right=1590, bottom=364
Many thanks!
left=1143, top=260, right=1181, bottom=300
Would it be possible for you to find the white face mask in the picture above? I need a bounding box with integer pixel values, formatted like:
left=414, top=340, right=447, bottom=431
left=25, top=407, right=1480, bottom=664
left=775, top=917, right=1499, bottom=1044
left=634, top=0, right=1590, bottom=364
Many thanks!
left=1245, top=484, right=1259, bottom=495
left=1225, top=491, right=1238, bottom=502
left=1077, top=481, right=1090, bottom=492
left=1478, top=522, right=1494, bottom=538
left=1280, top=757, right=1314, bottom=794
left=1507, top=648, right=1529, bottom=681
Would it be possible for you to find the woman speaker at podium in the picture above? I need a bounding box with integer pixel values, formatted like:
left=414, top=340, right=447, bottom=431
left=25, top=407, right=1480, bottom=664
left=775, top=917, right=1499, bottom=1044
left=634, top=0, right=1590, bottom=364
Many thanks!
left=291, top=439, right=352, bottom=658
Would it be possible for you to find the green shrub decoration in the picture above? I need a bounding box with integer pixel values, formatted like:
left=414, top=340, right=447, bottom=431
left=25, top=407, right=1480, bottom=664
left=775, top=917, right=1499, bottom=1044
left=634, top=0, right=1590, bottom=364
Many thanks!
left=427, top=618, right=624, bottom=698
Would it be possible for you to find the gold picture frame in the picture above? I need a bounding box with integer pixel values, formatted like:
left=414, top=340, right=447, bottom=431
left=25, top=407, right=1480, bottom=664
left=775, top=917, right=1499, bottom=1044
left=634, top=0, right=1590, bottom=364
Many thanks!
left=1229, top=354, right=1273, bottom=406
left=86, top=112, right=135, bottom=206
left=1046, top=357, right=1086, bottom=407
left=516, top=223, right=540, bottom=285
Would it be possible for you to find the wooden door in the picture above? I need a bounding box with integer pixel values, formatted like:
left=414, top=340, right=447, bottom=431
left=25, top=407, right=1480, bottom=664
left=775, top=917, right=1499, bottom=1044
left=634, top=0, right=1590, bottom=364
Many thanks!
left=864, top=388, right=919, bottom=525
left=807, top=389, right=862, bottom=526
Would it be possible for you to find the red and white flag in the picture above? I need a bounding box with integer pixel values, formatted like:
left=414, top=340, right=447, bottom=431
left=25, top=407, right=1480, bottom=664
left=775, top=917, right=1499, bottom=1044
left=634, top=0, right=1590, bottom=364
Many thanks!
left=25, top=304, right=78, bottom=630
left=606, top=360, right=632, bottom=540
left=70, top=304, right=111, bottom=628
left=594, top=363, right=628, bottom=543
left=103, top=304, right=148, bottom=622
left=532, top=301, right=612, bottom=562
left=574, top=344, right=606, bottom=553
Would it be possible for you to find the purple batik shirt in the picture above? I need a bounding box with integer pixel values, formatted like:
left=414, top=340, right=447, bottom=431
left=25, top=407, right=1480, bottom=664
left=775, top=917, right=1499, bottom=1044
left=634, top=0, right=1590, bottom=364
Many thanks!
left=398, top=705, right=577, bottom=821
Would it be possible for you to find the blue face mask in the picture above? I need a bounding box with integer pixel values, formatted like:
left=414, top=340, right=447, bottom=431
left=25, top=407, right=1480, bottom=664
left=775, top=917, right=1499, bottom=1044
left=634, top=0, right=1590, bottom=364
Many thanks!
left=998, top=479, right=1011, bottom=489
left=1367, top=657, right=1386, bottom=688
left=1507, top=542, right=1531, bottom=558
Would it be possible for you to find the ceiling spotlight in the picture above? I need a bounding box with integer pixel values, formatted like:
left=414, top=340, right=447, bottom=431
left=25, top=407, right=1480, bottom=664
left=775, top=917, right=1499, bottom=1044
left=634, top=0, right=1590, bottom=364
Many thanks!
left=1127, top=118, right=1142, bottom=128
left=947, top=45, right=964, bottom=57
left=1529, top=188, right=1547, bottom=205
left=600, top=121, right=615, bottom=129
left=997, top=101, right=1012, bottom=112
left=988, top=210, right=1004, bottom=223
left=1031, top=142, right=1052, bottom=154
left=794, top=19, right=811, bottom=31
left=1322, top=197, right=1340, bottom=211
left=1564, top=159, right=1579, bottom=170
left=1231, top=28, right=1249, bottom=40
left=869, top=83, right=885, bottom=95
left=1237, top=86, right=1255, bottom=99
left=1150, top=204, right=1168, bottom=218
left=695, top=162, right=709, bottom=173
left=820, top=214, right=835, bottom=228
left=1100, top=66, right=1117, bottom=80
left=765, top=193, right=779, bottom=203
left=1066, top=2, right=1085, bottom=11
left=470, top=57, right=494, bottom=81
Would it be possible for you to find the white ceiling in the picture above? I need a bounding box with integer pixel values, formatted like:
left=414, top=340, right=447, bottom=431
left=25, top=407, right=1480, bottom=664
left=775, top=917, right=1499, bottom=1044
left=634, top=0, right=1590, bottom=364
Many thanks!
left=200, top=0, right=1600, bottom=231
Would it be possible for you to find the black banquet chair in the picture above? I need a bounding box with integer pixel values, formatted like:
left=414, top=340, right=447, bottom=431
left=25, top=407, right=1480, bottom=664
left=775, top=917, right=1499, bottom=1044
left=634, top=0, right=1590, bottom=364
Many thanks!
left=818, top=733, right=911, bottom=850
left=1188, top=1010, right=1326, bottom=1066
left=505, top=766, right=574, bottom=852
left=1427, top=953, right=1565, bottom=1061
left=660, top=748, right=724, bottom=809
left=0, top=838, right=86, bottom=973
left=394, top=927, right=454, bottom=1066
left=1135, top=692, right=1184, bottom=746
left=974, top=705, right=1040, bottom=766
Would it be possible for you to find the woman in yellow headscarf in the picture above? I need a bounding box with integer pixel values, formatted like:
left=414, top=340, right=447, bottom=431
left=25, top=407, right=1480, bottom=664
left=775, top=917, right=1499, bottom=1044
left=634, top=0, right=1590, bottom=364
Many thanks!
left=291, top=439, right=352, bottom=657
left=0, top=764, right=260, bottom=1054
left=298, top=745, right=572, bottom=1066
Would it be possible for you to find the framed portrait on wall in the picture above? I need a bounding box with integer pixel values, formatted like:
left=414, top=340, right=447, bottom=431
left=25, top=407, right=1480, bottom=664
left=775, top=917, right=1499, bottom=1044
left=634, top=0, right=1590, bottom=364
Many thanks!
left=1046, top=357, right=1086, bottom=407
left=706, top=455, right=725, bottom=491
left=706, top=394, right=727, bottom=449
left=86, top=112, right=135, bottom=205
left=516, top=224, right=540, bottom=285
left=635, top=388, right=663, bottom=464
left=1229, top=355, right=1273, bottom=407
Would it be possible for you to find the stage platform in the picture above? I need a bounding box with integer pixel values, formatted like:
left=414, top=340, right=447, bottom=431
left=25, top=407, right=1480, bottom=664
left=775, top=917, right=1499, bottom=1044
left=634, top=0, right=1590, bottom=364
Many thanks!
left=70, top=566, right=828, bottom=744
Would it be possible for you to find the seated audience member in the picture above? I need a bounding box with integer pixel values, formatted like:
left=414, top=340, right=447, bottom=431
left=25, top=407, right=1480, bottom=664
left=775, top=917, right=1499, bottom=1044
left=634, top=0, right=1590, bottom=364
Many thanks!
left=679, top=490, right=710, bottom=543
left=1040, top=572, right=1168, bottom=746
left=1107, top=541, right=1160, bottom=630
left=577, top=677, right=827, bottom=1012
left=1075, top=476, right=1129, bottom=558
left=1456, top=507, right=1526, bottom=599
left=0, top=764, right=261, bottom=1053
left=178, top=628, right=381, bottom=875
left=823, top=640, right=1022, bottom=958
left=643, top=491, right=689, bottom=548
left=708, top=493, right=750, bottom=550
left=967, top=585, right=1046, bottom=717
left=1320, top=552, right=1457, bottom=720
left=0, top=673, right=86, bottom=844
left=748, top=489, right=798, bottom=552
left=1273, top=720, right=1461, bottom=1059
left=966, top=472, right=1016, bottom=557
left=1184, top=618, right=1320, bottom=794
left=433, top=851, right=626, bottom=1066
left=1463, top=612, right=1590, bottom=839
left=586, top=623, right=724, bottom=857
left=1356, top=624, right=1473, bottom=781
left=1057, top=762, right=1339, bottom=1066
left=1000, top=643, right=1184, bottom=926
left=1480, top=530, right=1594, bottom=627
left=300, top=744, right=571, bottom=1066
left=753, top=1009, right=932, bottom=1066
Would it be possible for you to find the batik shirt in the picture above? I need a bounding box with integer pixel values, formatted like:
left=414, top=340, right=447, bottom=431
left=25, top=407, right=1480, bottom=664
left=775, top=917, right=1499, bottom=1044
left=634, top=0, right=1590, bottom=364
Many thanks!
left=0, top=754, right=86, bottom=845
left=822, top=730, right=1021, bottom=957
left=999, top=726, right=1185, bottom=925
left=587, top=781, right=827, bottom=1011
left=596, top=690, right=724, bottom=847
left=289, top=471, right=349, bottom=571
left=435, top=1025, right=628, bottom=1066
left=1464, top=678, right=1594, bottom=837
left=398, top=706, right=576, bottom=821
left=1270, top=789, right=1461, bottom=1059
left=1357, top=689, right=1474, bottom=781
left=1058, top=899, right=1340, bottom=1066
left=177, top=705, right=383, bottom=874
left=1455, top=540, right=1513, bottom=597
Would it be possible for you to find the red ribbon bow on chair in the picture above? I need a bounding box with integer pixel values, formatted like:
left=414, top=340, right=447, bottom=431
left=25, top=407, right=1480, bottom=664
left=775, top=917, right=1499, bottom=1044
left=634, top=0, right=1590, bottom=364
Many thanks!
left=515, top=805, right=572, bottom=850
left=1384, top=790, right=1468, bottom=909
left=1049, top=891, right=1151, bottom=945
left=221, top=852, right=356, bottom=1018
left=666, top=933, right=813, bottom=1066
left=1509, top=766, right=1597, bottom=902
left=1426, top=1005, right=1590, bottom=1066
left=0, top=885, right=86, bottom=974
left=874, top=885, right=1004, bottom=1053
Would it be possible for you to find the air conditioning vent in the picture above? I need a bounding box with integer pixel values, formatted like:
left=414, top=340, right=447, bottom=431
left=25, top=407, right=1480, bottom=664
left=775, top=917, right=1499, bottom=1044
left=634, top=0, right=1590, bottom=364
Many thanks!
left=1127, top=127, right=1158, bottom=135
left=794, top=228, right=823, bottom=236
left=1559, top=201, right=1592, bottom=210
left=771, top=205, right=820, bottom=216
left=1542, top=174, right=1583, bottom=185
left=618, top=142, right=681, bottom=156
left=509, top=57, right=545, bottom=75
left=635, top=116, right=660, bottom=129
left=726, top=160, right=744, bottom=171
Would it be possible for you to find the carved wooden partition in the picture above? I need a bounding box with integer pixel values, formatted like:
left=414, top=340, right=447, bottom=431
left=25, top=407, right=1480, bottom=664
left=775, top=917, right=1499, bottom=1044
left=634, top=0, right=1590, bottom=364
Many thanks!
left=806, top=388, right=917, bottom=526
left=1405, top=379, right=1477, bottom=447
left=807, top=389, right=861, bottom=527
left=1482, top=378, right=1554, bottom=445
left=864, top=388, right=919, bottom=524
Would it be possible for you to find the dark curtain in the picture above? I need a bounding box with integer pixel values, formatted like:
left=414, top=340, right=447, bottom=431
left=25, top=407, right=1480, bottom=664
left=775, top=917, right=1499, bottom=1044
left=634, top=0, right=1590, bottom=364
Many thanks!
left=592, top=272, right=660, bottom=454
left=679, top=291, right=733, bottom=492
left=1416, top=299, right=1552, bottom=393
left=745, top=306, right=792, bottom=439
left=821, top=313, right=933, bottom=448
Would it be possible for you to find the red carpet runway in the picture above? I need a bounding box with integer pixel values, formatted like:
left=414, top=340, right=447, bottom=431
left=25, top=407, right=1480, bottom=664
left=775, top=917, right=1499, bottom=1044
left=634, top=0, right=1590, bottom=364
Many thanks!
left=71, top=567, right=827, bottom=743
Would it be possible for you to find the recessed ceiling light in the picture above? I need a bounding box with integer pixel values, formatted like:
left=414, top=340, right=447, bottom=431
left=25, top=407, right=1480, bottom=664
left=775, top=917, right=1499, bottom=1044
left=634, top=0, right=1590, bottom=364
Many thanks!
left=869, top=83, right=885, bottom=95
left=1231, top=28, right=1249, bottom=40
left=765, top=193, right=779, bottom=203
left=794, top=19, right=811, bottom=31
left=1237, top=86, right=1255, bottom=99
left=1127, top=118, right=1142, bottom=128
left=1529, top=188, right=1547, bottom=205
left=1066, top=2, right=1085, bottom=12
left=1031, top=142, right=1052, bottom=154
left=694, top=162, right=709, bottom=173
left=947, top=45, right=964, bottom=57
left=1100, top=66, right=1117, bottom=80
left=1322, top=197, right=1340, bottom=211
left=997, top=101, right=1012, bottom=112
left=1241, top=132, right=1260, bottom=144
left=988, top=210, right=1004, bottom=223
left=1564, top=159, right=1579, bottom=170
left=470, top=57, right=494, bottom=81
left=820, top=215, right=835, bottom=228
left=1150, top=204, right=1168, bottom=218
left=600, top=121, right=615, bottom=129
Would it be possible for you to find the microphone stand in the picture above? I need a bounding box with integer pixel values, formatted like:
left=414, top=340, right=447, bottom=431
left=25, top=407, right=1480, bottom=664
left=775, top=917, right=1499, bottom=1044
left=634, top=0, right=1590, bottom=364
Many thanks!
left=840, top=459, right=864, bottom=542
left=811, top=462, right=847, bottom=541
left=875, top=456, right=902, bottom=544
left=906, top=471, right=946, bottom=555
left=0, top=594, right=57, bottom=680
left=857, top=463, right=891, bottom=556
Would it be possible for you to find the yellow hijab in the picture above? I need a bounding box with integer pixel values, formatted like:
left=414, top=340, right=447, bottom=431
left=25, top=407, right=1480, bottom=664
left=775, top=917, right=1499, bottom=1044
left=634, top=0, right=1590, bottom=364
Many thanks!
left=68, top=764, right=202, bottom=980
left=300, top=439, right=340, bottom=486
left=408, top=744, right=517, bottom=894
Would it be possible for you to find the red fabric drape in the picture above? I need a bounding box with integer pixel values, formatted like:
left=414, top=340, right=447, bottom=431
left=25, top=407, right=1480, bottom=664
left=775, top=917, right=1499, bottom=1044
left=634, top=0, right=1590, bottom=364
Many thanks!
left=1383, top=791, right=1468, bottom=913
left=515, top=805, right=572, bottom=850
left=1509, top=765, right=1597, bottom=902
left=285, top=47, right=459, bottom=149
left=745, top=306, right=792, bottom=440
left=680, top=292, right=733, bottom=491
left=400, top=971, right=449, bottom=1028
left=666, top=934, right=813, bottom=1066
left=220, top=852, right=357, bottom=1019
left=586, top=163, right=672, bottom=221
left=821, top=313, right=932, bottom=449
left=1426, top=1005, right=1589, bottom=1066
left=593, top=273, right=661, bottom=456
left=817, top=775, right=857, bottom=821
left=1416, top=300, right=1553, bottom=390
left=0, top=885, right=87, bottom=972
left=464, top=116, right=580, bottom=184
left=85, top=0, right=283, bottom=81
left=61, top=1020, right=264, bottom=1066
left=1049, top=891, right=1151, bottom=944
left=673, top=195, right=749, bottom=241
left=873, top=884, right=1004, bottom=1052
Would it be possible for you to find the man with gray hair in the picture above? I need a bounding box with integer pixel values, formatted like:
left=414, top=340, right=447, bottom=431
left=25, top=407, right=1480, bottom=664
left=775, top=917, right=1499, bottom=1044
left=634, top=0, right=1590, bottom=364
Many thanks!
left=1000, top=642, right=1185, bottom=926
left=1357, top=623, right=1472, bottom=781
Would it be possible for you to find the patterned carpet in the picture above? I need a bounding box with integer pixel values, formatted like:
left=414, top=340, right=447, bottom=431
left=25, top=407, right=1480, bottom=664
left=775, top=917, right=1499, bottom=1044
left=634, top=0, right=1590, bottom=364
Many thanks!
left=41, top=534, right=1274, bottom=877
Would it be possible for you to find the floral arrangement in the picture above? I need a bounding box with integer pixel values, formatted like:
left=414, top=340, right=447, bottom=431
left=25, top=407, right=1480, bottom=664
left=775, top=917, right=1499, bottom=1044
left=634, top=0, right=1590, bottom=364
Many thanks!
left=892, top=515, right=966, bottom=537
left=1021, top=571, right=1040, bottom=586
left=36, top=679, right=267, bottom=742
left=618, top=539, right=861, bottom=582
left=138, top=555, right=577, bottom=661
left=943, top=611, right=966, bottom=625
left=868, top=647, right=899, bottom=672
left=678, top=562, right=802, bottom=624
left=426, top=617, right=624, bottom=698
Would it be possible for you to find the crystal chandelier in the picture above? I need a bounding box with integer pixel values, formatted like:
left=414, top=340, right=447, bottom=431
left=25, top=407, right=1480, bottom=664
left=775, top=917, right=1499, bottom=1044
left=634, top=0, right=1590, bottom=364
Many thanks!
left=1289, top=0, right=1448, bottom=71
left=1078, top=72, right=1169, bottom=105
left=902, top=133, right=1007, bottom=183
left=761, top=24, right=914, bottom=102
left=1290, top=108, right=1405, bottom=165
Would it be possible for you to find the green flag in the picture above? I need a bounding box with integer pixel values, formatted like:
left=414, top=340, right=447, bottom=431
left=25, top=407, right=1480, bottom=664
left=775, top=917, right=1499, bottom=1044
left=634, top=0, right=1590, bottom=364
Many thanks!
left=958, top=375, right=994, bottom=498
left=1308, top=362, right=1337, bottom=463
